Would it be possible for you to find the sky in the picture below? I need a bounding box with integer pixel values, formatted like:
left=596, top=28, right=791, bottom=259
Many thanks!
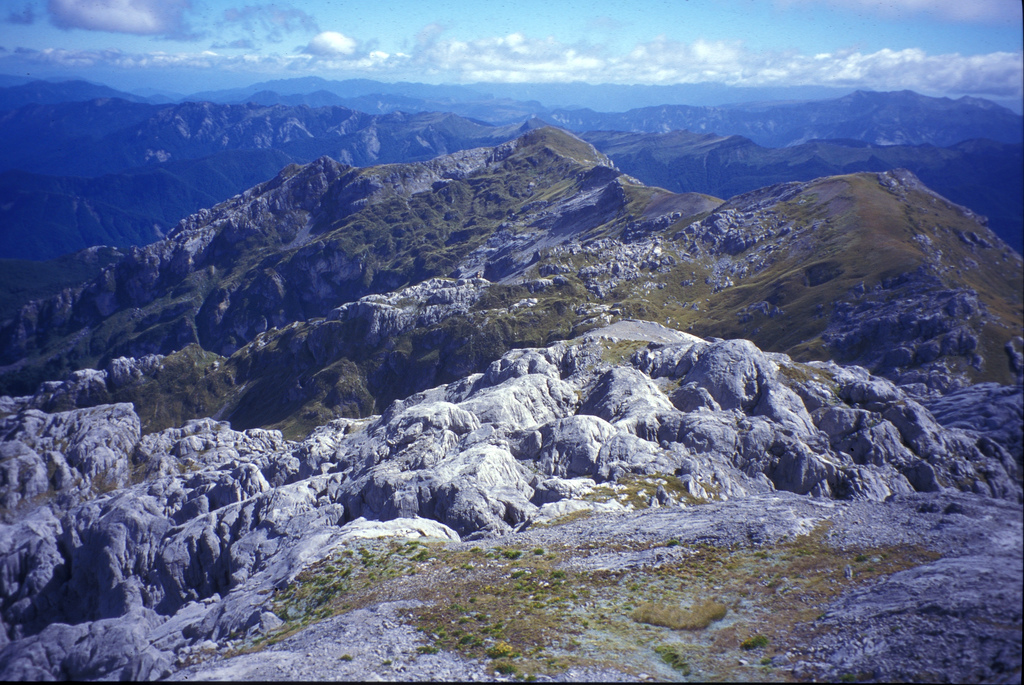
left=0, top=0, right=1021, bottom=108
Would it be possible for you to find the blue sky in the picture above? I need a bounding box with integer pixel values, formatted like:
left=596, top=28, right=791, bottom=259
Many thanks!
left=0, top=0, right=1021, bottom=106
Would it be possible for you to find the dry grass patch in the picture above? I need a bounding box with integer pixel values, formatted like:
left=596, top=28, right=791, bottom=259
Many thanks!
left=584, top=473, right=715, bottom=509
left=534, top=508, right=595, bottom=527
left=632, top=599, right=728, bottom=630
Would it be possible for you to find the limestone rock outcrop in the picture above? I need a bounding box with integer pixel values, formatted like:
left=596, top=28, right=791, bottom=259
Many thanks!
left=1, top=323, right=1020, bottom=679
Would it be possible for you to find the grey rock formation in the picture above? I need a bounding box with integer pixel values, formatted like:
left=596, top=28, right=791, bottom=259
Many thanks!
left=0, top=403, right=140, bottom=518
left=329, top=277, right=491, bottom=346
left=0, top=323, right=1020, bottom=680
left=168, top=489, right=1023, bottom=682
left=925, top=381, right=1023, bottom=466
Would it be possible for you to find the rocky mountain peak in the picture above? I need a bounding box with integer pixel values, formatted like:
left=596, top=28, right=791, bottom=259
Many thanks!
left=509, top=126, right=616, bottom=168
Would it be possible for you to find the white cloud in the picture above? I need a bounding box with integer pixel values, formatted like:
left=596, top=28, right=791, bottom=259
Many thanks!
left=414, top=31, right=1022, bottom=101
left=3, top=28, right=1021, bottom=105
left=304, top=31, right=357, bottom=57
left=3, top=39, right=403, bottom=78
left=754, top=47, right=1024, bottom=97
left=415, top=32, right=609, bottom=82
left=48, top=0, right=192, bottom=36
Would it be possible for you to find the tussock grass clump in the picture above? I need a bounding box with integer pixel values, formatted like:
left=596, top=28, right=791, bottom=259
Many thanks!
left=486, top=641, right=517, bottom=659
left=599, top=339, right=649, bottom=364
left=741, top=634, right=770, bottom=650
left=632, top=599, right=728, bottom=630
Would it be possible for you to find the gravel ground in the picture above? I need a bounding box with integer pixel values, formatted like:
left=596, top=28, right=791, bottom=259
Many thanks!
left=168, top=601, right=495, bottom=682
left=168, top=599, right=634, bottom=682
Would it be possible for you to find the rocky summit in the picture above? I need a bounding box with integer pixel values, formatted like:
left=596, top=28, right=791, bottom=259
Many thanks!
left=0, top=128, right=1021, bottom=681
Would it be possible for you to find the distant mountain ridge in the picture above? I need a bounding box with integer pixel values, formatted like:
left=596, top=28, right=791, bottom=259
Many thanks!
left=0, top=149, right=296, bottom=260
left=0, top=79, right=159, bottom=110
left=188, top=83, right=1024, bottom=146
left=0, top=99, right=540, bottom=178
left=187, top=76, right=490, bottom=105
left=0, top=100, right=543, bottom=259
left=3, top=77, right=1018, bottom=141
left=550, top=90, right=1024, bottom=147
left=187, top=76, right=1014, bottom=115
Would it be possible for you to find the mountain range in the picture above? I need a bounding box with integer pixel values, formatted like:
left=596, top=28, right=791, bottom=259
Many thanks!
left=181, top=76, right=1024, bottom=125
left=0, top=89, right=1021, bottom=261
left=552, top=89, right=1024, bottom=147
left=0, top=79, right=163, bottom=110
left=0, top=126, right=1021, bottom=681
left=2, top=128, right=1020, bottom=432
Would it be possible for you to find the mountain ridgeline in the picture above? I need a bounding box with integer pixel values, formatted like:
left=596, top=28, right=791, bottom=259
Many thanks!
left=0, top=87, right=1021, bottom=261
left=180, top=78, right=1024, bottom=146
left=580, top=130, right=1024, bottom=254
left=1, top=128, right=1020, bottom=440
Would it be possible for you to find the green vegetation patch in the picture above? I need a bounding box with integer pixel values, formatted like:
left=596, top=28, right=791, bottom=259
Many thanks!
left=598, top=339, right=650, bottom=365
left=740, top=634, right=770, bottom=650
left=584, top=473, right=717, bottom=509
left=654, top=643, right=694, bottom=675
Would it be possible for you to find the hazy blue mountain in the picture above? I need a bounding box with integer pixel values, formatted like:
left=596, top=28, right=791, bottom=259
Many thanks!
left=0, top=100, right=544, bottom=259
left=0, top=100, right=541, bottom=178
left=189, top=78, right=856, bottom=112
left=233, top=89, right=548, bottom=123
left=465, top=81, right=856, bottom=111
left=129, top=86, right=187, bottom=103
left=0, top=149, right=295, bottom=260
left=210, top=85, right=1024, bottom=145
left=187, top=77, right=490, bottom=105
left=244, top=89, right=349, bottom=107
left=550, top=90, right=1024, bottom=147
left=0, top=74, right=34, bottom=88
left=0, top=99, right=162, bottom=174
left=0, top=79, right=154, bottom=110
left=222, top=86, right=1024, bottom=149
left=1, top=91, right=1019, bottom=262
